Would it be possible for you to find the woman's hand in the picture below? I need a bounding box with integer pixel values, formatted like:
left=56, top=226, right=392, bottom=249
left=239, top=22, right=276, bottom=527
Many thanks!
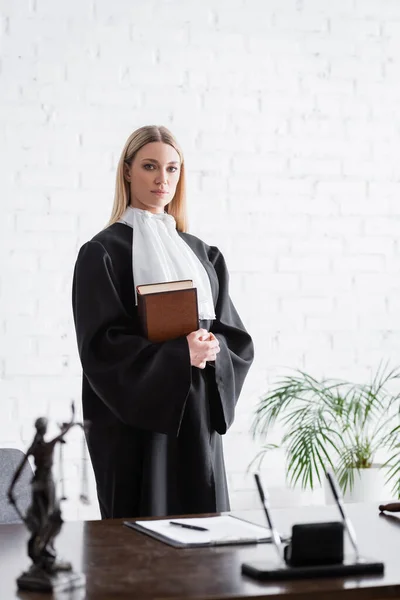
left=186, top=329, right=220, bottom=369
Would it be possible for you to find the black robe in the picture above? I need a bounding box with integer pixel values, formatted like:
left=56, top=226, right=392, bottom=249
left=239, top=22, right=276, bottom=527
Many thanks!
left=72, top=223, right=254, bottom=519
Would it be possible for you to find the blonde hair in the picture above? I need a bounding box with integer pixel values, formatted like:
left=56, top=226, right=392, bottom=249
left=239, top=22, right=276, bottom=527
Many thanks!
left=108, top=125, right=187, bottom=232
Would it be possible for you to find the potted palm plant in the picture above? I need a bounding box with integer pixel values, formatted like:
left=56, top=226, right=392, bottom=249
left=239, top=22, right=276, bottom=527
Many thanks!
left=251, top=364, right=400, bottom=502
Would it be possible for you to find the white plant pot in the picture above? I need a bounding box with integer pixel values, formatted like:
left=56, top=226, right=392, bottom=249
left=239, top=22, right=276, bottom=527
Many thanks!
left=324, top=465, right=390, bottom=504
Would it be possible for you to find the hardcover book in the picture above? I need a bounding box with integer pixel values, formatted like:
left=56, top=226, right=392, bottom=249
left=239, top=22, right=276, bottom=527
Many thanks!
left=136, top=279, right=199, bottom=343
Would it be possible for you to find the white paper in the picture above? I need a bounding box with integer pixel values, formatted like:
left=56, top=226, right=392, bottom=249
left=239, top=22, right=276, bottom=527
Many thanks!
left=134, top=515, right=271, bottom=546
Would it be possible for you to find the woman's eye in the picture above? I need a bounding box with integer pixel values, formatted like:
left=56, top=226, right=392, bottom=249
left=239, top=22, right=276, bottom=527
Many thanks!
left=143, top=164, right=155, bottom=170
left=168, top=166, right=178, bottom=173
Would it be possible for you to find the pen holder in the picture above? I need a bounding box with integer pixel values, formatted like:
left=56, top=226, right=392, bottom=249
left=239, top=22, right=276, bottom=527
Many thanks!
left=284, top=521, right=344, bottom=567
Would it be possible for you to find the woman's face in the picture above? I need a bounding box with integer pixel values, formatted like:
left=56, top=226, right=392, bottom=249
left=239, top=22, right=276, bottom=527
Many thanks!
left=124, top=142, right=181, bottom=214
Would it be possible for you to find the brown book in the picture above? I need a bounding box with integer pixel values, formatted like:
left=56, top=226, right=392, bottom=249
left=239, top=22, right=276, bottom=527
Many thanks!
left=136, top=280, right=199, bottom=343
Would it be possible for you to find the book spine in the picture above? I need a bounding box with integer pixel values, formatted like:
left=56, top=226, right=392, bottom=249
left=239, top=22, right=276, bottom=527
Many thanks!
left=137, top=293, right=149, bottom=339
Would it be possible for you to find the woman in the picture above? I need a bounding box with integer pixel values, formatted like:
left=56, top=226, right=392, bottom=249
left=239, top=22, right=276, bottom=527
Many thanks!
left=72, top=125, right=254, bottom=519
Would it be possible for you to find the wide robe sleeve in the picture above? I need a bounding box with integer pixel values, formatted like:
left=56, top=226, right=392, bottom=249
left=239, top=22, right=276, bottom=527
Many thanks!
left=72, top=240, right=192, bottom=435
left=207, top=246, right=254, bottom=434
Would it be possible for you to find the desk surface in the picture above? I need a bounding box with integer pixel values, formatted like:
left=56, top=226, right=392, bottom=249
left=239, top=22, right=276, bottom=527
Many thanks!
left=1, top=503, right=399, bottom=599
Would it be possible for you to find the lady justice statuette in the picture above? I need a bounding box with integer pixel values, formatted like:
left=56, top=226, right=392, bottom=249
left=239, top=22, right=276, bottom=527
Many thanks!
left=7, top=402, right=89, bottom=593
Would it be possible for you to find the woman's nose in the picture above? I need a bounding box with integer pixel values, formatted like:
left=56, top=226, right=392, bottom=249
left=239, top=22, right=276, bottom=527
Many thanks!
left=155, top=169, right=168, bottom=184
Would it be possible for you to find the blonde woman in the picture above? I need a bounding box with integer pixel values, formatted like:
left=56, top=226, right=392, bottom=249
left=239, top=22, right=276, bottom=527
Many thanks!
left=72, top=125, right=254, bottom=519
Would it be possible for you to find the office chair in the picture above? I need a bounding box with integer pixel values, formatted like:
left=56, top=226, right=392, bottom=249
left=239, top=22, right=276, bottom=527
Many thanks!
left=0, top=448, right=33, bottom=524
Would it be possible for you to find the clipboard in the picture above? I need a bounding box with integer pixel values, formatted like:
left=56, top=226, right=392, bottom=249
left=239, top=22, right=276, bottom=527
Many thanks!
left=124, top=515, right=284, bottom=549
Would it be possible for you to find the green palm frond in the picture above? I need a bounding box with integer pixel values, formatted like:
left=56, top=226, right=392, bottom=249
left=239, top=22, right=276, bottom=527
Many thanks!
left=251, top=364, right=400, bottom=494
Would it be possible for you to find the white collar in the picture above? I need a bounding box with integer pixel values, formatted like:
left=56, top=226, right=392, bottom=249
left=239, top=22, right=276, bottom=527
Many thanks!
left=119, top=207, right=215, bottom=320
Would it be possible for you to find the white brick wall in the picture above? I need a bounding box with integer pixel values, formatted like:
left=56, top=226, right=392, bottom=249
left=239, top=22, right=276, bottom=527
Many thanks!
left=1, top=0, right=400, bottom=520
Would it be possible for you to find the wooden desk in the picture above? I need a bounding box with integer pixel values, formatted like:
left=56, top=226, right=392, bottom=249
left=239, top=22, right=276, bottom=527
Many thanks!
left=1, top=503, right=399, bottom=599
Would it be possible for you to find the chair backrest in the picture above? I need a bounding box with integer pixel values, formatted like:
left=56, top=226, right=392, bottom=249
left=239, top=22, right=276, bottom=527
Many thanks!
left=0, top=448, right=33, bottom=524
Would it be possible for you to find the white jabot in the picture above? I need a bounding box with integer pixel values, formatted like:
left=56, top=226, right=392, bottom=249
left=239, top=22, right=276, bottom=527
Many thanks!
left=118, top=206, right=216, bottom=320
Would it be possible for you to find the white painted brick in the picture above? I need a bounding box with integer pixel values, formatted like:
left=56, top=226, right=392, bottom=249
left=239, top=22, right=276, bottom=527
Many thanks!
left=306, top=348, right=360, bottom=377
left=281, top=296, right=334, bottom=315
left=276, top=332, right=332, bottom=354
left=159, top=46, right=216, bottom=73
left=5, top=356, right=68, bottom=377
left=274, top=12, right=329, bottom=33
left=210, top=7, right=273, bottom=35
left=316, top=180, right=367, bottom=198
left=39, top=252, right=75, bottom=272
left=267, top=345, right=305, bottom=368
left=290, top=158, right=342, bottom=177
left=230, top=250, right=274, bottom=273
left=48, top=150, right=112, bottom=171
left=290, top=236, right=343, bottom=254
left=34, top=0, right=91, bottom=18
left=254, top=305, right=304, bottom=333
left=336, top=294, right=386, bottom=319
left=332, top=255, right=385, bottom=273
left=290, top=117, right=346, bottom=137
left=203, top=91, right=259, bottom=113
left=383, top=21, right=400, bottom=39
left=261, top=91, right=314, bottom=117
left=250, top=214, right=310, bottom=237
left=310, top=216, right=363, bottom=235
left=1, top=336, right=37, bottom=358
left=386, top=256, right=400, bottom=275
left=342, top=158, right=397, bottom=179
left=5, top=250, right=40, bottom=272
left=16, top=213, right=77, bottom=233
left=199, top=172, right=229, bottom=194
left=185, top=151, right=230, bottom=173
left=332, top=57, right=384, bottom=82
left=330, top=17, right=381, bottom=40
left=354, top=273, right=400, bottom=293
left=376, top=196, right=400, bottom=217
left=142, top=90, right=202, bottom=114
left=344, top=236, right=394, bottom=255
left=17, top=166, right=80, bottom=189
left=300, top=273, right=352, bottom=294
left=354, top=0, right=400, bottom=19
left=231, top=154, right=288, bottom=175
left=0, top=103, right=47, bottom=125
left=0, top=300, right=37, bottom=324
left=346, top=119, right=398, bottom=141
left=338, top=197, right=388, bottom=217
left=3, top=232, right=76, bottom=253
left=7, top=190, right=49, bottom=211
left=278, top=255, right=330, bottom=274
left=279, top=135, right=363, bottom=161
left=306, top=314, right=359, bottom=332
left=51, top=339, right=76, bottom=369
left=314, top=96, right=370, bottom=120
left=358, top=312, right=394, bottom=331
left=263, top=273, right=301, bottom=294
left=364, top=217, right=400, bottom=236
left=229, top=490, right=264, bottom=511
left=197, top=131, right=255, bottom=153
left=5, top=312, right=71, bottom=337
left=303, top=36, right=357, bottom=58
left=121, top=64, right=186, bottom=87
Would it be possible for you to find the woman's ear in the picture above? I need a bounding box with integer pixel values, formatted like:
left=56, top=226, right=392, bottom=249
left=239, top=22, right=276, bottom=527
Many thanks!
left=123, top=162, right=131, bottom=182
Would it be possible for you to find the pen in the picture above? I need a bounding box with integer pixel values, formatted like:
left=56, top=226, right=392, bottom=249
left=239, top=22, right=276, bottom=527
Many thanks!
left=254, top=473, right=284, bottom=565
left=325, top=470, right=360, bottom=562
left=379, top=502, right=400, bottom=513
left=169, top=521, right=208, bottom=531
